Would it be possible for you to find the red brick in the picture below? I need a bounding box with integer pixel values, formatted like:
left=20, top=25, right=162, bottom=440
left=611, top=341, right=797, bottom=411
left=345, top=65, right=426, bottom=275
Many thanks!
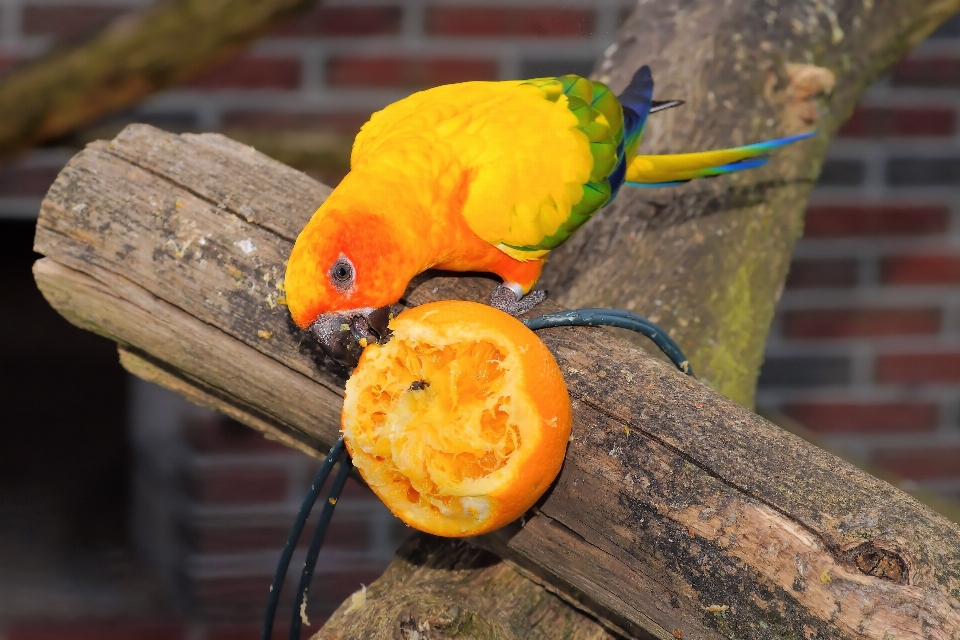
left=7, top=622, right=185, bottom=640
left=275, top=6, right=402, bottom=36
left=839, top=106, right=956, bottom=137
left=818, top=159, right=864, bottom=186
left=887, top=157, right=960, bottom=186
left=0, top=56, right=18, bottom=74
left=22, top=6, right=126, bottom=42
left=782, top=308, right=941, bottom=339
left=783, top=402, right=938, bottom=434
left=326, top=57, right=497, bottom=88
left=892, top=57, right=960, bottom=87
left=873, top=447, right=960, bottom=480
left=220, top=111, right=371, bottom=136
left=190, top=576, right=279, bottom=619
left=301, top=517, right=373, bottom=550
left=189, top=56, right=301, bottom=90
left=307, top=569, right=383, bottom=615
left=188, top=519, right=370, bottom=553
left=759, top=355, right=851, bottom=388
left=187, top=524, right=289, bottom=553
left=426, top=7, right=593, bottom=37
left=186, top=417, right=289, bottom=454
left=189, top=466, right=288, bottom=504
left=876, top=353, right=960, bottom=383
left=191, top=570, right=381, bottom=620
left=206, top=623, right=313, bottom=640
left=0, top=166, right=61, bottom=197
left=785, top=259, right=858, bottom=289
left=298, top=469, right=374, bottom=500
left=804, top=205, right=949, bottom=238
left=881, top=254, right=960, bottom=285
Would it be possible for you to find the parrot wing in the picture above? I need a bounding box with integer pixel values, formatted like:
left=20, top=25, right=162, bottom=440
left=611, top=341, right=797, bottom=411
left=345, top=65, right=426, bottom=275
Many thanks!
left=487, top=74, right=627, bottom=257
left=624, top=131, right=816, bottom=187
left=495, top=66, right=679, bottom=255
left=349, top=78, right=613, bottom=261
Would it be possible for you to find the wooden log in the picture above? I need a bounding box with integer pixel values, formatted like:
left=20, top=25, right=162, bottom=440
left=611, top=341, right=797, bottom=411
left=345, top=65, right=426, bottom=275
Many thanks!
left=33, top=124, right=960, bottom=639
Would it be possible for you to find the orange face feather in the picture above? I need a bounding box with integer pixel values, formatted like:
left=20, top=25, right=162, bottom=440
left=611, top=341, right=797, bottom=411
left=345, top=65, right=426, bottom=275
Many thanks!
left=285, top=208, right=421, bottom=329
left=284, top=161, right=548, bottom=335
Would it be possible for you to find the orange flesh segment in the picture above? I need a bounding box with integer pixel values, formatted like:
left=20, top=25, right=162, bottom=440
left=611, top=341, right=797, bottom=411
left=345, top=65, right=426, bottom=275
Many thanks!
left=342, top=301, right=572, bottom=537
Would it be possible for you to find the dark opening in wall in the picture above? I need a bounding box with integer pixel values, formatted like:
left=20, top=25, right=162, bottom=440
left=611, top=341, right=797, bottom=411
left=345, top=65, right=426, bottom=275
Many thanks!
left=0, top=219, right=129, bottom=548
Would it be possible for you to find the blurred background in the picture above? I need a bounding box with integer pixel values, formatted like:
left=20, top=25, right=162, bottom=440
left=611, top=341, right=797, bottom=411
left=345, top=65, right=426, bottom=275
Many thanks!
left=2, top=0, right=960, bottom=638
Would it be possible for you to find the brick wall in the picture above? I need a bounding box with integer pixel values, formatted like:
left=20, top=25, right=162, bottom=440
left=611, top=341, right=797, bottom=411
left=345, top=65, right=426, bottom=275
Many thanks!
left=758, top=14, right=960, bottom=503
left=5, top=0, right=960, bottom=635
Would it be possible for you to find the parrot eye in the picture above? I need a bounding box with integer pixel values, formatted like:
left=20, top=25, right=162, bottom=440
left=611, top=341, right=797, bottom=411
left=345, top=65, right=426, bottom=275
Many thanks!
left=329, top=255, right=355, bottom=290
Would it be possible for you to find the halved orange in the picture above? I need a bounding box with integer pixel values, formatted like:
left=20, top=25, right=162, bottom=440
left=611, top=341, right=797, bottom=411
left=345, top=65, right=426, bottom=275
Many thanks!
left=341, top=300, right=572, bottom=537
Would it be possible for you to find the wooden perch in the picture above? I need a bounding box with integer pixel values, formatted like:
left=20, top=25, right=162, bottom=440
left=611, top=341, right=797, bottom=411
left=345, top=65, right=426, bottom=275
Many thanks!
left=33, top=124, right=960, bottom=639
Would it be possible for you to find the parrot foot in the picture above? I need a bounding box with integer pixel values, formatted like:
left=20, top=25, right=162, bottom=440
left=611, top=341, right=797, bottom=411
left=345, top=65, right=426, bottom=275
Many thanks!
left=491, top=283, right=547, bottom=316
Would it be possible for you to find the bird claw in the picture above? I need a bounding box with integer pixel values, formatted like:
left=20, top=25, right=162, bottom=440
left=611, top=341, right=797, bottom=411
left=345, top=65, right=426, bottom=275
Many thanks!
left=490, top=284, right=547, bottom=316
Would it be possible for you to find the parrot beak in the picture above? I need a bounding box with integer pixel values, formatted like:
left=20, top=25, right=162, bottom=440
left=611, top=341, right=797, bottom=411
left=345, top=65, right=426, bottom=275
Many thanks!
left=309, top=306, right=393, bottom=368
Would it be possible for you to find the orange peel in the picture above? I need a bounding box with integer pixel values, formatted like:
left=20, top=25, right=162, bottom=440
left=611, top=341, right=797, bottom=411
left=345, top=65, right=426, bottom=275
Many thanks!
left=341, top=300, right=572, bottom=537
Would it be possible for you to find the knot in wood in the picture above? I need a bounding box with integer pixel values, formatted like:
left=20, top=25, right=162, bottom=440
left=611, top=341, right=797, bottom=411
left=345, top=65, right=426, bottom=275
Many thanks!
left=843, top=541, right=909, bottom=583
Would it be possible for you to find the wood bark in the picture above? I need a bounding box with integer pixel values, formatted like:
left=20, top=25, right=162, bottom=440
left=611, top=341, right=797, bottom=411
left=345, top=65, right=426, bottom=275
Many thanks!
left=317, top=535, right=617, bottom=640
left=540, top=0, right=960, bottom=406
left=0, top=0, right=322, bottom=162
left=32, top=124, right=960, bottom=639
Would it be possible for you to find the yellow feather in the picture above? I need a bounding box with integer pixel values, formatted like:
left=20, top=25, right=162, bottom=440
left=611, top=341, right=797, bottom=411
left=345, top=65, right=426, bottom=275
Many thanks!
left=626, top=147, right=766, bottom=183
left=351, top=81, right=595, bottom=257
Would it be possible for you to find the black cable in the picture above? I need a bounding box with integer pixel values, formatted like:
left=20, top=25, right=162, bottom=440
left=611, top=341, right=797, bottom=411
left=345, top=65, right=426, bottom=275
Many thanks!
left=288, top=454, right=354, bottom=640
left=260, top=438, right=346, bottom=640
left=523, top=308, right=694, bottom=377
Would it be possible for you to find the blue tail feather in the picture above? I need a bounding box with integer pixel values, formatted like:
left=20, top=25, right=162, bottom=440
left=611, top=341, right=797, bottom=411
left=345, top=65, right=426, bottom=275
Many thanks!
left=705, top=157, right=769, bottom=175
left=625, top=180, right=690, bottom=188
left=726, top=131, right=817, bottom=155
left=618, top=65, right=654, bottom=150
left=608, top=65, right=655, bottom=198
left=624, top=132, right=815, bottom=188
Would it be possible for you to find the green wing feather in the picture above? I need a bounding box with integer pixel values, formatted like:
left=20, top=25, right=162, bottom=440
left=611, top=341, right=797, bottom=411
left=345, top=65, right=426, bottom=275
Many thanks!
left=503, top=75, right=623, bottom=253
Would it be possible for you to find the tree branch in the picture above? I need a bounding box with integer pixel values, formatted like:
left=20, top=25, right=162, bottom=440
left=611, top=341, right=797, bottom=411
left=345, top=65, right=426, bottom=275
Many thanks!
left=33, top=124, right=960, bottom=639
left=0, top=0, right=321, bottom=161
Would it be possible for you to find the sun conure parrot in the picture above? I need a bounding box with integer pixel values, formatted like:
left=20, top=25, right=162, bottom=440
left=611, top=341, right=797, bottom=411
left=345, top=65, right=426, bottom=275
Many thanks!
left=285, top=65, right=815, bottom=365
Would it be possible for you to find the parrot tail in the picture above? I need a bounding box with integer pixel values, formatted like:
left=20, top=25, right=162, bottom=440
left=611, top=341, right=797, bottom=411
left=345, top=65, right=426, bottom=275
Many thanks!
left=607, top=65, right=684, bottom=198
left=624, top=131, right=816, bottom=187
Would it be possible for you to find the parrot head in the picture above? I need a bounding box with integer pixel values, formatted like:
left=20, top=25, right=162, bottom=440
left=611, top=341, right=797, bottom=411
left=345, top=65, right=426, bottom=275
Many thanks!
left=285, top=204, right=418, bottom=368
